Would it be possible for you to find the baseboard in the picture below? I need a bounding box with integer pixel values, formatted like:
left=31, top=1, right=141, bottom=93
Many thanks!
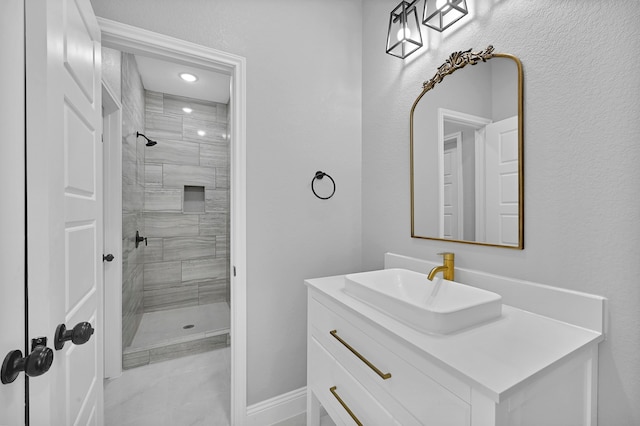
left=246, top=386, right=307, bottom=426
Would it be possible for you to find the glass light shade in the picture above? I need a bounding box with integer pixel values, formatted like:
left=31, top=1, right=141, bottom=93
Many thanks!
left=423, top=0, right=468, bottom=32
left=386, top=1, right=423, bottom=59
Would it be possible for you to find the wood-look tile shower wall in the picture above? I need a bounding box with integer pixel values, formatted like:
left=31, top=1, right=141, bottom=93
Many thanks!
left=142, top=90, right=230, bottom=312
left=121, top=52, right=145, bottom=348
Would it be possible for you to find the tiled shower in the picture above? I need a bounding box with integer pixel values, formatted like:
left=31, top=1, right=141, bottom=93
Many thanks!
left=120, top=53, right=230, bottom=369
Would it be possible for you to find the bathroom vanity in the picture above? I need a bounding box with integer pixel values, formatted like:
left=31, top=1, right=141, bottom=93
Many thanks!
left=305, top=254, right=605, bottom=426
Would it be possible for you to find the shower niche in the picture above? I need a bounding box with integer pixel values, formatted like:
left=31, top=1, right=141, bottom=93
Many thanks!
left=184, top=186, right=205, bottom=213
left=120, top=52, right=231, bottom=369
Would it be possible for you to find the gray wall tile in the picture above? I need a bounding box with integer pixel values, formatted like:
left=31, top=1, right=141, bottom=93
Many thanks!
left=122, top=263, right=143, bottom=348
left=145, top=139, right=200, bottom=166
left=144, top=213, right=199, bottom=238
left=182, top=258, right=227, bottom=282
left=121, top=52, right=145, bottom=349
left=163, top=94, right=218, bottom=122
left=163, top=237, right=216, bottom=261
left=146, top=112, right=183, bottom=140
left=200, top=142, right=229, bottom=168
left=144, top=90, right=163, bottom=114
left=183, top=117, right=226, bottom=143
left=144, top=189, right=182, bottom=212
left=163, top=164, right=215, bottom=188
left=145, top=164, right=163, bottom=187
left=143, top=238, right=164, bottom=263
left=205, top=189, right=229, bottom=212
left=198, top=279, right=227, bottom=304
left=144, top=261, right=182, bottom=289
left=215, top=236, right=229, bottom=259
left=122, top=350, right=150, bottom=370
left=143, top=284, right=198, bottom=312
left=148, top=334, right=228, bottom=364
left=215, top=167, right=229, bottom=189
left=200, top=213, right=228, bottom=237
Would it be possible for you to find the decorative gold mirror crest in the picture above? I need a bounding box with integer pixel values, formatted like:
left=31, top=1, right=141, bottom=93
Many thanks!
left=410, top=46, right=524, bottom=249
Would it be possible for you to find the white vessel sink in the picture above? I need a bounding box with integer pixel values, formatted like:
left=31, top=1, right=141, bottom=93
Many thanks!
left=344, top=268, right=502, bottom=334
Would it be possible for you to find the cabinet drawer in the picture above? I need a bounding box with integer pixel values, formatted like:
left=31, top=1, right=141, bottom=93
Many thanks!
left=309, top=336, right=398, bottom=426
left=310, top=296, right=471, bottom=426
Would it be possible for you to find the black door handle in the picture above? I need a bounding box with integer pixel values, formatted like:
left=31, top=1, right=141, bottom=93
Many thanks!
left=1, top=344, right=54, bottom=385
left=54, top=322, right=94, bottom=350
left=103, top=253, right=114, bottom=262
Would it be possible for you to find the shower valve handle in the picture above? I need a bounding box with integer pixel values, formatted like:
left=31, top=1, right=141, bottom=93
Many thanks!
left=135, top=231, right=147, bottom=248
left=54, top=322, right=94, bottom=350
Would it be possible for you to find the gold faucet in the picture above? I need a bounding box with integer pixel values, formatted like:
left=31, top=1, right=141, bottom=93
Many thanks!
left=427, top=252, right=455, bottom=281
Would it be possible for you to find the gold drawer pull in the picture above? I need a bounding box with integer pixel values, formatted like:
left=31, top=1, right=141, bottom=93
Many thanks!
left=330, top=330, right=391, bottom=380
left=330, top=386, right=363, bottom=426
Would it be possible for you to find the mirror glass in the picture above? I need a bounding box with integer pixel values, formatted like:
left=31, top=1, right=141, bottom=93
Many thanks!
left=411, top=48, right=523, bottom=248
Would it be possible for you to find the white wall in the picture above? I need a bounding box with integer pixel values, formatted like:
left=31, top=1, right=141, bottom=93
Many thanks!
left=102, top=47, right=121, bottom=100
left=91, top=0, right=363, bottom=405
left=362, top=1, right=640, bottom=424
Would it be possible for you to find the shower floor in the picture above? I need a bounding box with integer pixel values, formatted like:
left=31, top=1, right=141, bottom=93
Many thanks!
left=123, top=303, right=230, bottom=369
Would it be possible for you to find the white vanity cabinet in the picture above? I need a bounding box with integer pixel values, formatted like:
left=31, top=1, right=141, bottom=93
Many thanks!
left=307, top=294, right=470, bottom=426
left=306, top=272, right=604, bottom=426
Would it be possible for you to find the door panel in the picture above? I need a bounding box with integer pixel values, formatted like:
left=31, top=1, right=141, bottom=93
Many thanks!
left=443, top=145, right=456, bottom=238
left=64, top=0, right=97, bottom=103
left=442, top=133, right=463, bottom=240
left=485, top=116, right=519, bottom=245
left=0, top=0, right=26, bottom=424
left=26, top=0, right=103, bottom=424
left=65, top=104, right=97, bottom=195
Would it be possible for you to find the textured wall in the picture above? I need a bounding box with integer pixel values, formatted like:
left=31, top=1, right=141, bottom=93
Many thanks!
left=101, top=47, right=121, bottom=100
left=142, top=90, right=230, bottom=312
left=91, top=0, right=363, bottom=404
left=121, top=52, right=146, bottom=349
left=362, top=1, right=640, bottom=424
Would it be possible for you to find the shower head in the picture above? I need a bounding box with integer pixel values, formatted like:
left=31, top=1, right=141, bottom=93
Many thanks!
left=136, top=132, right=158, bottom=147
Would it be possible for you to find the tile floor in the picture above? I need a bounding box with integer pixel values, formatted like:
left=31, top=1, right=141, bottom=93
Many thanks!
left=105, top=348, right=231, bottom=425
left=105, top=347, right=334, bottom=426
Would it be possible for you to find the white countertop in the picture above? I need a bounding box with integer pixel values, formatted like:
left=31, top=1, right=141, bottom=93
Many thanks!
left=305, top=274, right=604, bottom=403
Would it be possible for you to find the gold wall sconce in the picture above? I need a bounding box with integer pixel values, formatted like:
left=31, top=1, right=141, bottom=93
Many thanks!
left=386, top=0, right=469, bottom=59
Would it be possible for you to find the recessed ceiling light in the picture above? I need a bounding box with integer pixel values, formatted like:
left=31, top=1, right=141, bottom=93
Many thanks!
left=182, top=107, right=193, bottom=113
left=179, top=72, right=198, bottom=82
left=197, top=130, right=206, bottom=137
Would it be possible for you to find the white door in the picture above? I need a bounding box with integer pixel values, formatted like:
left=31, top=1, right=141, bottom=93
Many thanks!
left=0, top=0, right=26, bottom=423
left=484, top=116, right=519, bottom=245
left=25, top=0, right=104, bottom=424
left=442, top=133, right=463, bottom=240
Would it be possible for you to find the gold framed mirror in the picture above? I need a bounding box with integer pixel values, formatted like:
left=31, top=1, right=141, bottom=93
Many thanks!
left=410, top=46, right=524, bottom=249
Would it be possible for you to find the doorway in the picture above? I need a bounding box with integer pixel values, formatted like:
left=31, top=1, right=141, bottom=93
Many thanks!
left=437, top=108, right=492, bottom=242
left=99, top=18, right=247, bottom=424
